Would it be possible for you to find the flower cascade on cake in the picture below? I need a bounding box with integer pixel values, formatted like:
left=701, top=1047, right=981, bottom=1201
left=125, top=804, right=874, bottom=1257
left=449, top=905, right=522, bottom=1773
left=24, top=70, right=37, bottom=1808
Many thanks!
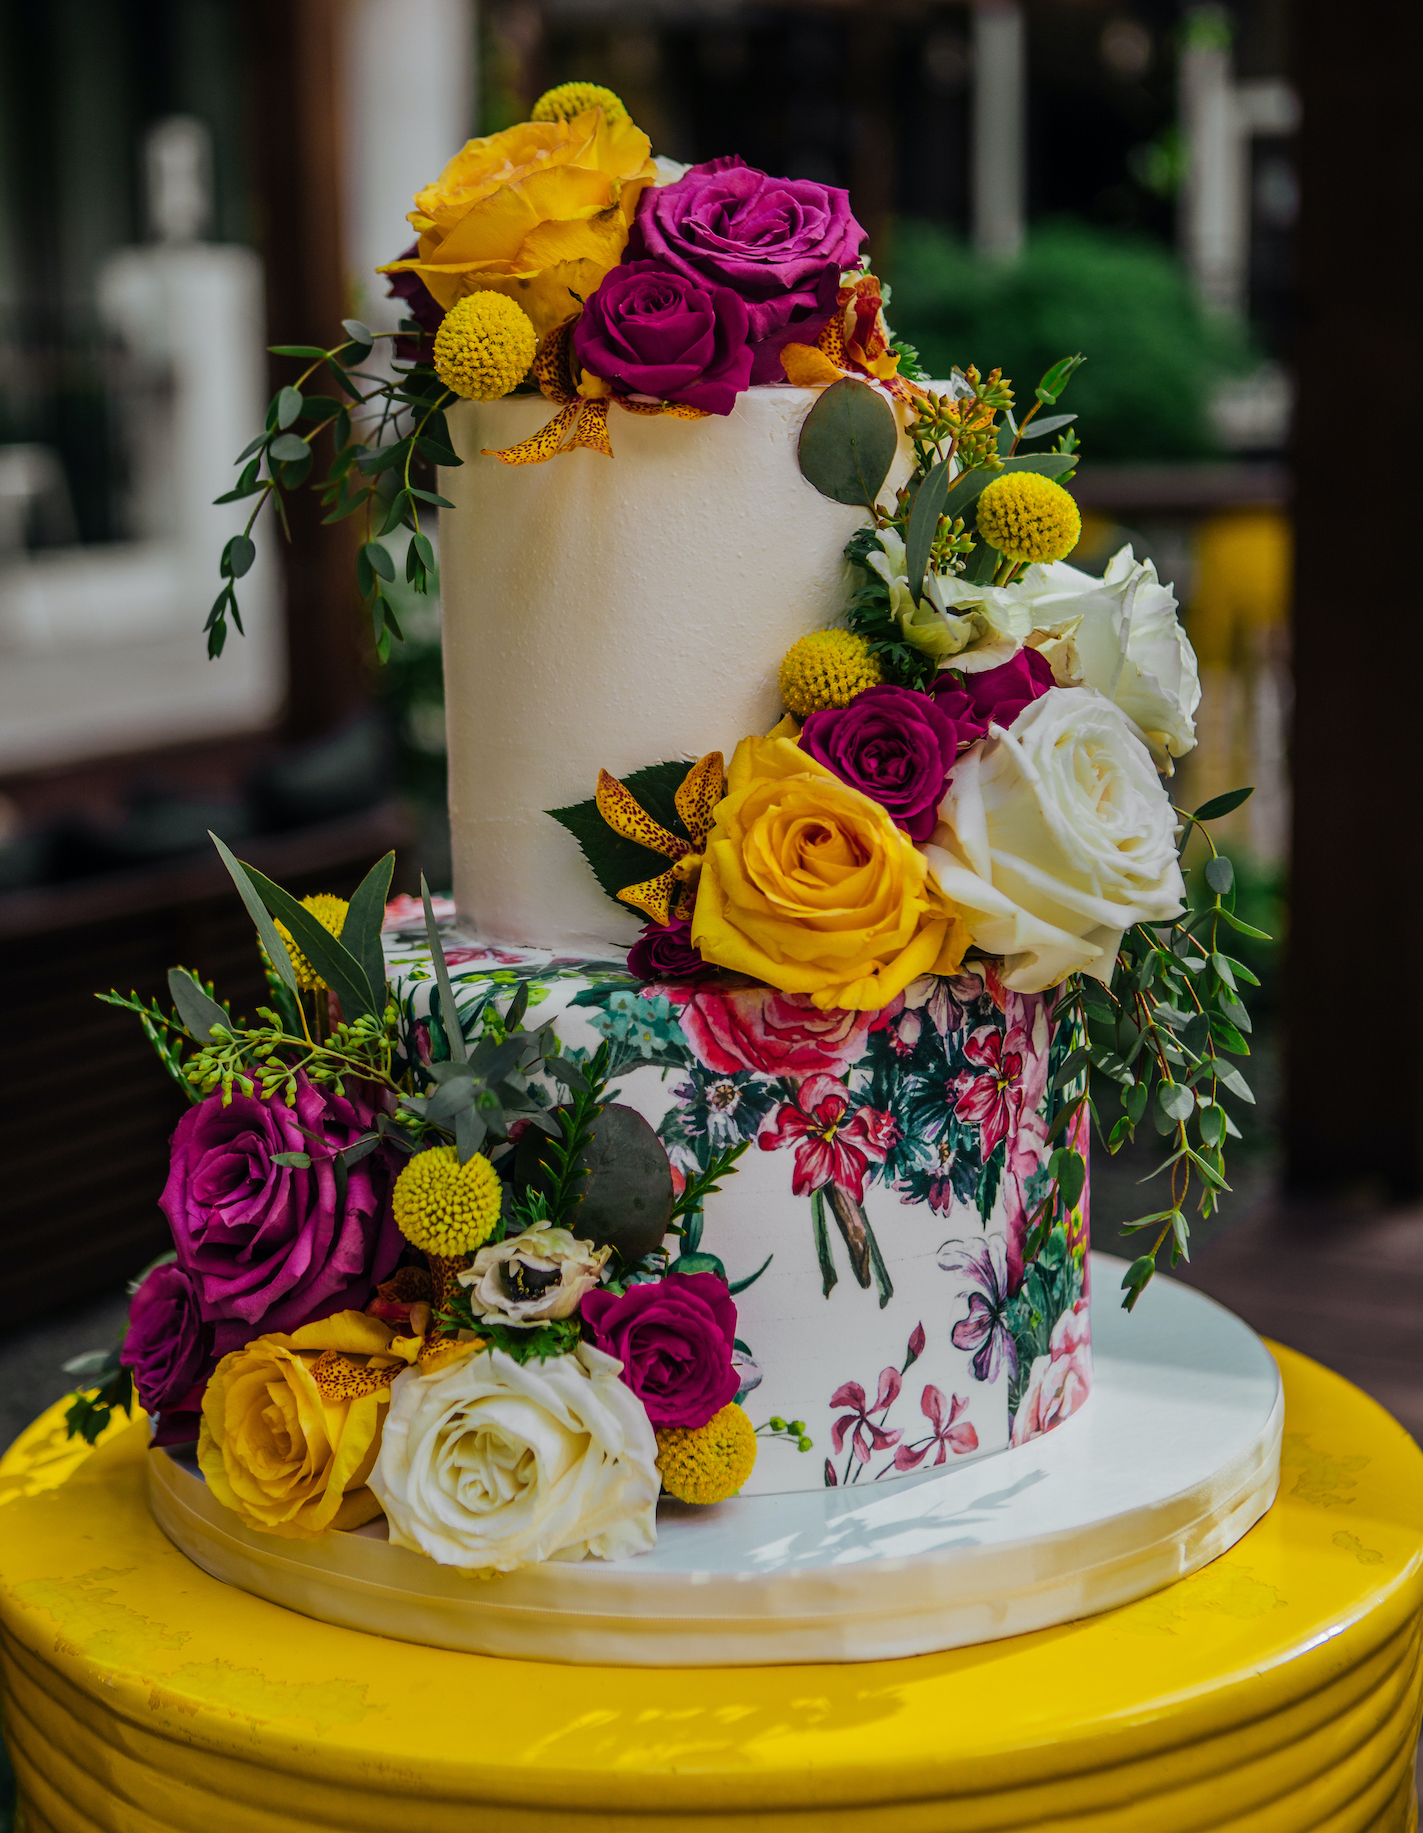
left=75, top=81, right=1262, bottom=1574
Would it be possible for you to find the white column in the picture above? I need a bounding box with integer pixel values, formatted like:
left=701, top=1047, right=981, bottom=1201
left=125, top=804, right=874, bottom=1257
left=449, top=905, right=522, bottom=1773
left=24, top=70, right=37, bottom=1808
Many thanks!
left=971, top=0, right=1026, bottom=261
left=344, top=0, right=478, bottom=328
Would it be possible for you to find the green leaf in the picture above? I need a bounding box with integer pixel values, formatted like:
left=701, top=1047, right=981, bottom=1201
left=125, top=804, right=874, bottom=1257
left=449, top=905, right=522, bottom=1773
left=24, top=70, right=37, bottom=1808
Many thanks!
left=1204, top=855, right=1234, bottom=895
left=1123, top=1081, right=1149, bottom=1125
left=342, top=317, right=373, bottom=348
left=1221, top=953, right=1261, bottom=987
left=549, top=760, right=695, bottom=910
left=1193, top=787, right=1254, bottom=822
left=1209, top=1013, right=1251, bottom=1056
left=797, top=377, right=899, bottom=509
left=667, top=1251, right=727, bottom=1279
left=221, top=535, right=256, bottom=580
left=1157, top=1081, right=1194, bottom=1126
left=208, top=833, right=298, bottom=992
left=999, top=451, right=1078, bottom=480
left=166, top=967, right=228, bottom=1043
left=269, top=432, right=309, bottom=464
left=1120, top=1253, right=1155, bottom=1310
left=269, top=343, right=329, bottom=359
left=422, top=872, right=470, bottom=1102
left=1052, top=1044, right=1092, bottom=1089
left=1218, top=908, right=1270, bottom=940
left=905, top=457, right=951, bottom=603
left=1197, top=1103, right=1227, bottom=1147
left=1036, top=353, right=1086, bottom=403
left=1219, top=994, right=1252, bottom=1034
left=271, top=1151, right=312, bottom=1168
left=1016, top=412, right=1077, bottom=441
left=728, top=1253, right=773, bottom=1296
left=410, top=487, right=456, bottom=509
left=414, top=435, right=461, bottom=467
left=362, top=541, right=395, bottom=582
left=277, top=386, right=303, bottom=429
left=238, top=863, right=379, bottom=1023
left=1055, top=1148, right=1085, bottom=1209
left=339, top=851, right=395, bottom=1013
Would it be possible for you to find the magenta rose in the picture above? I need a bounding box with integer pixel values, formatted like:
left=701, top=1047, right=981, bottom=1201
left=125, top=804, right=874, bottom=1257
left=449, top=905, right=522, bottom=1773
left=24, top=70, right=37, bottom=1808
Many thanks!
left=663, top=982, right=874, bottom=1077
left=800, top=683, right=962, bottom=844
left=935, top=649, right=1054, bottom=733
left=573, top=260, right=753, bottom=415
left=161, top=1077, right=402, bottom=1353
left=627, top=919, right=708, bottom=981
left=627, top=157, right=865, bottom=384
left=120, top=1263, right=213, bottom=1440
left=580, top=1270, right=738, bottom=1429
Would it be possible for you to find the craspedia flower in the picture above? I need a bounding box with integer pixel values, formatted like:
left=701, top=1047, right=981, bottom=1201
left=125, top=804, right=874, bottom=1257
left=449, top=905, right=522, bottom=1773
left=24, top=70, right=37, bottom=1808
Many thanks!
left=530, top=82, right=627, bottom=125
left=392, top=1146, right=503, bottom=1256
left=274, top=894, right=349, bottom=992
left=654, top=1402, right=758, bottom=1505
left=975, top=472, right=1081, bottom=564
left=778, top=630, right=883, bottom=718
left=433, top=293, right=538, bottom=402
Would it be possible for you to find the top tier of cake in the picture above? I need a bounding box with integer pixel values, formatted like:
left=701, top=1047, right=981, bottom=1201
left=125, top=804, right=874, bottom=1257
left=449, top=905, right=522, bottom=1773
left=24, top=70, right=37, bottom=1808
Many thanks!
left=439, top=387, right=879, bottom=953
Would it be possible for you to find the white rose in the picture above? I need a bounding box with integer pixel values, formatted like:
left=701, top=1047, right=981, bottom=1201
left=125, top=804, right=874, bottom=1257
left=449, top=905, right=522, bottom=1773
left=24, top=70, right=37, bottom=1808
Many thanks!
left=1024, top=546, right=1201, bottom=766
left=925, top=686, right=1185, bottom=992
left=457, top=1225, right=610, bottom=1326
left=369, top=1344, right=659, bottom=1573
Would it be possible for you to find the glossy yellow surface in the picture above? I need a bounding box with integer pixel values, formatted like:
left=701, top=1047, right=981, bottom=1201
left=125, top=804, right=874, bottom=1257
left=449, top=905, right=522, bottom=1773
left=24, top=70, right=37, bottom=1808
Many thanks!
left=1, top=1344, right=1420, bottom=1832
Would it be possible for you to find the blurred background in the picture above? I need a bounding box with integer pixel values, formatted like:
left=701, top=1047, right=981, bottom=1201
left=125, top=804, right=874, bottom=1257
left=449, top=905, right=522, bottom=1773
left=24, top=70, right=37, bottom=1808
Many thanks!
left=9, top=0, right=1423, bottom=1812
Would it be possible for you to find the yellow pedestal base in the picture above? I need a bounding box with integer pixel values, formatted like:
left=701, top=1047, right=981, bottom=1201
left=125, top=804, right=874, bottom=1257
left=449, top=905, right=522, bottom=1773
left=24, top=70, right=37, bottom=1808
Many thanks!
left=2, top=1343, right=1421, bottom=1832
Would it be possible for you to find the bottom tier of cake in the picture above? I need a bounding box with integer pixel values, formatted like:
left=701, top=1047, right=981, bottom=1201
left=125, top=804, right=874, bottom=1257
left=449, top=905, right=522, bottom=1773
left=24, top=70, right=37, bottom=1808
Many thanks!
left=382, top=927, right=1093, bottom=1497
left=147, top=1257, right=1282, bottom=1666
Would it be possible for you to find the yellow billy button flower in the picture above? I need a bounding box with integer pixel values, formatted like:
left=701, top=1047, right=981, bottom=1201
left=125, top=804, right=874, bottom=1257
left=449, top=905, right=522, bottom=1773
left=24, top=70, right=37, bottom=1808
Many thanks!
left=393, top=1145, right=503, bottom=1256
left=655, top=1402, right=758, bottom=1505
left=274, top=893, right=348, bottom=992
left=778, top=629, right=883, bottom=718
left=976, top=472, right=1082, bottom=565
left=531, top=82, right=628, bottom=125
left=434, top=293, right=538, bottom=401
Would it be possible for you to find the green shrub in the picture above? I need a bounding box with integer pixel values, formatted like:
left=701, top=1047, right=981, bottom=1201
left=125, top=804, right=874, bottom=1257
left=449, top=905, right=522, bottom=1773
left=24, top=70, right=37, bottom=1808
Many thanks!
left=886, top=220, right=1251, bottom=462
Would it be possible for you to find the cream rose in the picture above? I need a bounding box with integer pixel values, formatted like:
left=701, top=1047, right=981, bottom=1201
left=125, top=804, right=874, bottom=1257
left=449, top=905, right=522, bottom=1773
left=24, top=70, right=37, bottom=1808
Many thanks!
left=1025, top=546, right=1201, bottom=766
left=456, top=1225, right=610, bottom=1326
left=926, top=686, right=1185, bottom=992
left=369, top=1343, right=658, bottom=1572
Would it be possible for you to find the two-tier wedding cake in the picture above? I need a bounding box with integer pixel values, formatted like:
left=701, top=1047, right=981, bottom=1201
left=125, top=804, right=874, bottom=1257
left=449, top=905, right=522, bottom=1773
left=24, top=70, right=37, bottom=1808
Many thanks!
left=87, top=84, right=1268, bottom=1652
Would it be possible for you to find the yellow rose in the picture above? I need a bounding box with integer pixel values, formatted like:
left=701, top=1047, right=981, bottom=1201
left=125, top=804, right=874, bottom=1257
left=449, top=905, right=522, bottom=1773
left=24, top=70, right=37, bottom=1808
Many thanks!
left=692, top=736, right=969, bottom=1011
left=380, top=111, right=656, bottom=337
left=198, top=1312, right=421, bottom=1540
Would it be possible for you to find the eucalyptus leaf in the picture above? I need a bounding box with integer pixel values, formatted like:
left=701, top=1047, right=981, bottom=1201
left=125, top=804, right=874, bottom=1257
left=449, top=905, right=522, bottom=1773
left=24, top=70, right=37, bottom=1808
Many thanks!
left=269, top=433, right=309, bottom=464
left=340, top=1136, right=381, bottom=1167
left=272, top=1151, right=312, bottom=1168
left=277, top=386, right=303, bottom=429
left=796, top=377, right=898, bottom=509
left=339, top=851, right=395, bottom=1015
left=1193, top=786, right=1254, bottom=821
left=1156, top=1081, right=1194, bottom=1125
left=1204, top=855, right=1234, bottom=895
left=208, top=833, right=297, bottom=993
left=905, top=458, right=951, bottom=604
left=238, top=862, right=379, bottom=1022
left=427, top=1078, right=476, bottom=1121
left=1015, top=412, right=1077, bottom=441
left=422, top=876, right=468, bottom=1066
left=167, top=967, right=228, bottom=1044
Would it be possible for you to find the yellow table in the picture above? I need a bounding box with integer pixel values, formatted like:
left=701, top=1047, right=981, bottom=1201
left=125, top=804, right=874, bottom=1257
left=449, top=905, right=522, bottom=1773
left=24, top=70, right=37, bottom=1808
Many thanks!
left=2, top=1343, right=1420, bottom=1833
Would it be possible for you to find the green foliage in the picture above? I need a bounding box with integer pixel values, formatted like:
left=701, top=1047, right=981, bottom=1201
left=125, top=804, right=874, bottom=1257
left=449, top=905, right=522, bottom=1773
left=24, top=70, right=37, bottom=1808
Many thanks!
left=208, top=320, right=462, bottom=661
left=434, top=1295, right=583, bottom=1364
left=62, top=1352, right=134, bottom=1446
left=797, top=377, right=900, bottom=509
left=548, top=761, right=694, bottom=908
left=1043, top=790, right=1270, bottom=1310
left=887, top=221, right=1251, bottom=462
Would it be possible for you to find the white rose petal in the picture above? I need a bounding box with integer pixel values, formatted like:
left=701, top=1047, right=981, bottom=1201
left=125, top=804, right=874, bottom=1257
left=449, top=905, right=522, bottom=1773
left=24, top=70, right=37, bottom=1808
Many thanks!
left=457, top=1224, right=610, bottom=1326
left=369, top=1343, right=659, bottom=1573
left=1024, top=546, right=1201, bottom=765
left=926, top=686, right=1185, bottom=992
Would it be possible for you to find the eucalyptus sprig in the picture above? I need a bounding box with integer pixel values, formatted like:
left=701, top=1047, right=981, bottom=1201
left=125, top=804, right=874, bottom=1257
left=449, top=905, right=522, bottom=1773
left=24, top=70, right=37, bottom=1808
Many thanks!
left=1037, top=786, right=1266, bottom=1311
left=207, top=316, right=458, bottom=662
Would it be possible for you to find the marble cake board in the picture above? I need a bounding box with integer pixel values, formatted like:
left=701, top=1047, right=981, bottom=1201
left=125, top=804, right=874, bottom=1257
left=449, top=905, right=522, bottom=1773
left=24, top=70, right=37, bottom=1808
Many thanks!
left=147, top=1254, right=1282, bottom=1667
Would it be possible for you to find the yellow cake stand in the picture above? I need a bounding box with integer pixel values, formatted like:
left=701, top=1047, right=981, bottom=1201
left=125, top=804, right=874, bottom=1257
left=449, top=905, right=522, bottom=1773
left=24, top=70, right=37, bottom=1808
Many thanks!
left=2, top=1342, right=1420, bottom=1833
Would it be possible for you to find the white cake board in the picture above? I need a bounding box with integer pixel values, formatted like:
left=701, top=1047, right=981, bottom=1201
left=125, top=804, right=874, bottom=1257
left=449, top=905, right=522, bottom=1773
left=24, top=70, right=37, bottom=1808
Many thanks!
left=148, top=1257, right=1282, bottom=1666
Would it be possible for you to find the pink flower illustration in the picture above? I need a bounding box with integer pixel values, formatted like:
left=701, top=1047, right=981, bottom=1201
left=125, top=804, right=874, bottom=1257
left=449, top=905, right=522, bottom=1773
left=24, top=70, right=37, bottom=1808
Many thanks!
left=893, top=1388, right=979, bottom=1469
left=1011, top=1298, right=1092, bottom=1445
left=759, top=1074, right=898, bottom=1202
left=662, top=983, right=875, bottom=1077
left=831, top=1367, right=904, bottom=1466
left=942, top=1235, right=1017, bottom=1385
left=951, top=1024, right=1029, bottom=1158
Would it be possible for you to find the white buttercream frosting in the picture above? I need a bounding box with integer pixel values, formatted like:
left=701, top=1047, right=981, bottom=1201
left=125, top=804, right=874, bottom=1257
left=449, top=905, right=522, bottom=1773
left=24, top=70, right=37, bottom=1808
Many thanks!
left=440, top=388, right=874, bottom=951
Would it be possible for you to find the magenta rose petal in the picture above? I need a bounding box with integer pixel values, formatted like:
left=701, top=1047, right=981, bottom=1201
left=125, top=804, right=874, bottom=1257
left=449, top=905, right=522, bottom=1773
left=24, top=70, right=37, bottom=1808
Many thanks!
left=628, top=157, right=865, bottom=383
left=580, top=1270, right=739, bottom=1429
left=799, top=683, right=961, bottom=843
left=161, top=1075, right=402, bottom=1352
left=573, top=259, right=753, bottom=416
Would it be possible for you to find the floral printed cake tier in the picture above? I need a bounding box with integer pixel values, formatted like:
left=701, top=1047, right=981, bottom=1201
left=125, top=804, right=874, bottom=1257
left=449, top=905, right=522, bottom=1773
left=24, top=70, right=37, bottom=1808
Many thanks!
left=385, top=926, right=1092, bottom=1497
